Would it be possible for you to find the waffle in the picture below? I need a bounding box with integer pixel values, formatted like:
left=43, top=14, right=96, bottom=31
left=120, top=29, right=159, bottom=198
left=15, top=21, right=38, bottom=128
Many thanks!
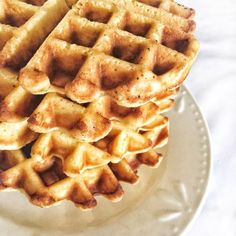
left=19, top=0, right=199, bottom=107
left=86, top=89, right=177, bottom=128
left=27, top=93, right=113, bottom=141
left=65, top=0, right=78, bottom=7
left=0, top=0, right=70, bottom=70
left=0, top=86, right=39, bottom=149
left=0, top=119, right=38, bottom=150
left=94, top=119, right=168, bottom=158
left=0, top=0, right=198, bottom=210
left=0, top=68, right=18, bottom=102
left=0, top=148, right=163, bottom=209
left=108, top=0, right=196, bottom=32
left=28, top=91, right=175, bottom=134
left=0, top=82, right=175, bottom=150
left=0, top=150, right=25, bottom=173
left=0, top=82, right=177, bottom=123
left=29, top=115, right=168, bottom=174
left=0, top=90, right=112, bottom=149
left=132, top=0, right=195, bottom=22
left=1, top=102, right=168, bottom=172
left=0, top=0, right=70, bottom=150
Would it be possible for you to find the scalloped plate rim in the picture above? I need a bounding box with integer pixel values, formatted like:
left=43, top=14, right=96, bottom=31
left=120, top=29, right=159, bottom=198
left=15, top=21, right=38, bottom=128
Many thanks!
left=180, top=84, right=212, bottom=236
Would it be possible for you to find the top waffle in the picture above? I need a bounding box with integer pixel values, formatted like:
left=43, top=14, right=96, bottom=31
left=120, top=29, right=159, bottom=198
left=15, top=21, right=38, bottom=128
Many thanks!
left=19, top=0, right=199, bottom=107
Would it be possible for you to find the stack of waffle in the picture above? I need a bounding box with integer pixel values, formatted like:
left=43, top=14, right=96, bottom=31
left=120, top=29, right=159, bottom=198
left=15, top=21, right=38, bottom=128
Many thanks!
left=0, top=0, right=199, bottom=209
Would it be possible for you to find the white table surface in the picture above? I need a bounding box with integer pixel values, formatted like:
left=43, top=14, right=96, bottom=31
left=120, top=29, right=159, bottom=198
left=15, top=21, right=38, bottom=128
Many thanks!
left=179, top=0, right=236, bottom=235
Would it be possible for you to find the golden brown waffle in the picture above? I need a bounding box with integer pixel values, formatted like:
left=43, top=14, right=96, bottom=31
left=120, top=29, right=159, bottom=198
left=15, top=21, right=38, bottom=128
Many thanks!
left=0, top=0, right=69, bottom=69
left=4, top=113, right=166, bottom=174
left=0, top=86, right=42, bottom=123
left=31, top=131, right=120, bottom=174
left=108, top=0, right=196, bottom=31
left=0, top=85, right=39, bottom=149
left=0, top=119, right=167, bottom=178
left=0, top=68, right=18, bottom=102
left=0, top=150, right=25, bottom=173
left=0, top=0, right=198, bottom=210
left=88, top=87, right=177, bottom=127
left=19, top=0, right=199, bottom=107
left=0, top=83, right=175, bottom=150
left=30, top=118, right=168, bottom=174
left=0, top=89, right=112, bottom=149
left=1, top=83, right=177, bottom=123
left=0, top=148, right=163, bottom=209
left=27, top=91, right=175, bottom=134
left=94, top=119, right=168, bottom=158
left=27, top=93, right=113, bottom=141
left=0, top=119, right=38, bottom=150
left=65, top=0, right=78, bottom=7
left=0, top=1, right=70, bottom=150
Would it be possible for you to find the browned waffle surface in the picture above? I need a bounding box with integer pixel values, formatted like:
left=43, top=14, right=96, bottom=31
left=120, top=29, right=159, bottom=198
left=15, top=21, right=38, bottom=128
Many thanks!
left=0, top=68, right=18, bottom=102
left=0, top=0, right=69, bottom=70
left=0, top=82, right=175, bottom=150
left=31, top=118, right=168, bottom=172
left=19, top=0, right=199, bottom=107
left=0, top=148, right=163, bottom=209
left=134, top=0, right=195, bottom=20
left=21, top=115, right=167, bottom=174
left=77, top=0, right=196, bottom=32
left=0, top=119, right=38, bottom=150
left=0, top=0, right=197, bottom=210
left=0, top=150, right=24, bottom=173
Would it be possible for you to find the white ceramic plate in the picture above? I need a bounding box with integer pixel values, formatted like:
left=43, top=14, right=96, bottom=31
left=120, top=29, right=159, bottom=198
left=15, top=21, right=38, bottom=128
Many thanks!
left=0, top=86, right=211, bottom=236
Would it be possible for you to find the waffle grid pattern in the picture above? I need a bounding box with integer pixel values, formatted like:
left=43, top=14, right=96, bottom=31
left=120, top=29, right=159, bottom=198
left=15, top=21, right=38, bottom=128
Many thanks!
left=0, top=0, right=198, bottom=209
left=19, top=0, right=199, bottom=107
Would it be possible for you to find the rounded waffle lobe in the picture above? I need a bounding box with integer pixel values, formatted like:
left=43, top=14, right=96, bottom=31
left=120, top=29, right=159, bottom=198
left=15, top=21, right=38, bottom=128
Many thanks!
left=0, top=119, right=38, bottom=150
left=94, top=119, right=169, bottom=157
left=0, top=68, right=18, bottom=102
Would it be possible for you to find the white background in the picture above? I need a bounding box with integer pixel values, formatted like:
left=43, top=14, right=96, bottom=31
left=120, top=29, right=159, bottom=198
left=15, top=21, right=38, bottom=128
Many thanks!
left=180, top=0, right=236, bottom=235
